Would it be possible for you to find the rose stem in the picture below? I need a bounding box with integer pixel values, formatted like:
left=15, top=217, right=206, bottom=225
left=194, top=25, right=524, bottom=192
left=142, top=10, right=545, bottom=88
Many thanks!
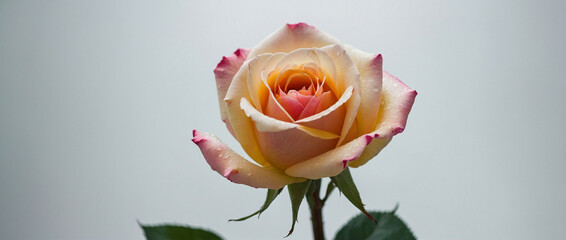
left=309, top=179, right=334, bottom=240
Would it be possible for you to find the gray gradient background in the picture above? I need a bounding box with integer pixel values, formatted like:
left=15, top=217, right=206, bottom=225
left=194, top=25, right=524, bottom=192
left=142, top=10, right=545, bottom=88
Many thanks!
left=1, top=0, right=565, bottom=239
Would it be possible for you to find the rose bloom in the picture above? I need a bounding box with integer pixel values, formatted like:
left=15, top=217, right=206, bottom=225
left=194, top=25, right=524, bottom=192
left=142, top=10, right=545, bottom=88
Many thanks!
left=193, top=23, right=416, bottom=189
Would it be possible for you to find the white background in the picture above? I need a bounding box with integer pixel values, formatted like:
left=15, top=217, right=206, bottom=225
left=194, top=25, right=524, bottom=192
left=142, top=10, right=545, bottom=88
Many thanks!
left=1, top=0, right=565, bottom=239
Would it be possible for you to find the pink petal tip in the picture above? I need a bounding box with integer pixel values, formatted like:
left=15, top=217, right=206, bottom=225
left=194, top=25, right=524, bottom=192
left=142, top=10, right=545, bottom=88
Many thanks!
left=409, top=89, right=418, bottom=96
left=233, top=48, right=246, bottom=57
left=374, top=54, right=383, bottom=62
left=342, top=157, right=357, bottom=169
left=392, top=126, right=405, bottom=135
left=286, top=22, right=311, bottom=30
left=214, top=56, right=230, bottom=71
left=191, top=130, right=205, bottom=144
left=214, top=48, right=250, bottom=74
left=364, top=133, right=379, bottom=145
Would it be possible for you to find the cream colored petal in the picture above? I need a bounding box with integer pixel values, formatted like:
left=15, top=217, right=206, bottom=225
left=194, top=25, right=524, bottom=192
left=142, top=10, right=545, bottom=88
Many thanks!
left=213, top=48, right=250, bottom=136
left=342, top=119, right=360, bottom=144
left=192, top=130, right=304, bottom=189
left=272, top=48, right=338, bottom=96
left=349, top=71, right=417, bottom=168
left=348, top=47, right=383, bottom=135
left=348, top=137, right=392, bottom=168
left=224, top=60, right=270, bottom=166
left=240, top=98, right=297, bottom=132
left=247, top=23, right=341, bottom=59
left=319, top=44, right=361, bottom=146
left=248, top=53, right=285, bottom=113
left=374, top=71, right=418, bottom=138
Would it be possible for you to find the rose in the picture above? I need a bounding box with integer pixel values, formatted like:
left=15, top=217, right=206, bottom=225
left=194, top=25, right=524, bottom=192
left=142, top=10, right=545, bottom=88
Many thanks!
left=192, top=23, right=416, bottom=189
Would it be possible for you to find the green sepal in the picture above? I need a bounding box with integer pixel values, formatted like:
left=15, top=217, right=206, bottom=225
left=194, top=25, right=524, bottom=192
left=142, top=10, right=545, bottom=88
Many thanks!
left=334, top=205, right=416, bottom=240
left=286, top=180, right=312, bottom=237
left=322, top=180, right=336, bottom=202
left=229, top=188, right=283, bottom=221
left=140, top=223, right=223, bottom=240
left=331, top=167, right=375, bottom=223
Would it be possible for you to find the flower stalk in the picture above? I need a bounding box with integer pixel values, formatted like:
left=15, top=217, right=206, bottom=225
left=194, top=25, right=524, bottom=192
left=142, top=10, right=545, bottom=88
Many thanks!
left=307, top=180, right=335, bottom=240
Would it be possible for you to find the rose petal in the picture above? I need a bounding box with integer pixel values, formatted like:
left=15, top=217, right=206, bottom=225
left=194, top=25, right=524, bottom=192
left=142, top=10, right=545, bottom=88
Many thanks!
left=348, top=138, right=392, bottom=168
left=349, top=71, right=417, bottom=167
left=284, top=72, right=417, bottom=175
left=247, top=23, right=341, bottom=59
left=276, top=93, right=306, bottom=120
left=224, top=62, right=270, bottom=166
left=374, top=71, right=418, bottom=138
left=348, top=48, right=383, bottom=135
left=252, top=48, right=349, bottom=129
left=265, top=92, right=295, bottom=122
left=240, top=98, right=339, bottom=139
left=296, top=87, right=351, bottom=135
left=287, top=90, right=313, bottom=108
left=247, top=52, right=297, bottom=122
left=285, top=71, right=416, bottom=177
left=315, top=91, right=335, bottom=113
left=248, top=53, right=284, bottom=113
left=296, top=92, right=323, bottom=120
left=248, top=46, right=359, bottom=139
left=213, top=48, right=250, bottom=136
left=241, top=98, right=340, bottom=170
left=192, top=130, right=304, bottom=189
left=342, top=120, right=360, bottom=144
left=318, top=44, right=361, bottom=146
left=284, top=131, right=383, bottom=179
left=255, top=127, right=339, bottom=171
left=271, top=48, right=338, bottom=96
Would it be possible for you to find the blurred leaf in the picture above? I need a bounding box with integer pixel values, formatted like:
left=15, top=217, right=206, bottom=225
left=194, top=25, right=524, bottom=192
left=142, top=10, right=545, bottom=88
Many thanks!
left=331, top=167, right=375, bottom=222
left=140, top=224, right=223, bottom=240
left=334, top=206, right=416, bottom=240
left=286, top=180, right=312, bottom=236
left=230, top=188, right=283, bottom=221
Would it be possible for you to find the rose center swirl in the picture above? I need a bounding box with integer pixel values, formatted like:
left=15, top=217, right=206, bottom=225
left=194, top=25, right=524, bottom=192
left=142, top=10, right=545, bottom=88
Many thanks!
left=266, top=63, right=338, bottom=122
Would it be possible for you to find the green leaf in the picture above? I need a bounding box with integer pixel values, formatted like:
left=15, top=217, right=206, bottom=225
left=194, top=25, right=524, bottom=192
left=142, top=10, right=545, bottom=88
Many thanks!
left=230, top=188, right=283, bottom=221
left=334, top=206, right=416, bottom=240
left=140, top=224, right=223, bottom=240
left=331, top=167, right=375, bottom=222
left=286, top=180, right=312, bottom=237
